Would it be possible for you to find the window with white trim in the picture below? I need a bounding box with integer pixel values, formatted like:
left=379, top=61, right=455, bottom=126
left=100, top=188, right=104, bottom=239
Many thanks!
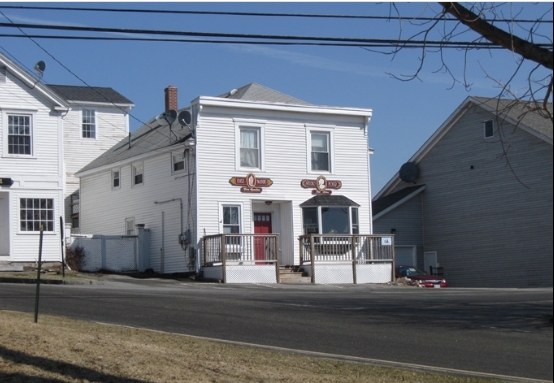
left=8, top=114, right=32, bottom=155
left=20, top=198, right=54, bottom=232
left=484, top=119, right=494, bottom=138
left=82, top=109, right=96, bottom=138
left=112, top=169, right=121, bottom=189
left=172, top=151, right=185, bottom=173
left=240, top=128, right=260, bottom=168
left=222, top=205, right=241, bottom=245
left=310, top=132, right=331, bottom=172
left=132, top=163, right=143, bottom=186
left=234, top=120, right=265, bottom=171
left=125, top=217, right=135, bottom=235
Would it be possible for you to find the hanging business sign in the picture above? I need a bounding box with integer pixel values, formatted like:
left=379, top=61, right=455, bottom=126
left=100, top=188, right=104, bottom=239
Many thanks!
left=0, top=178, right=14, bottom=186
left=229, top=173, right=273, bottom=193
left=301, top=175, right=342, bottom=195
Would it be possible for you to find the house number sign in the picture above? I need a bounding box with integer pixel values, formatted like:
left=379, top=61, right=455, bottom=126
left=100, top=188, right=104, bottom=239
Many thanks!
left=301, top=175, right=342, bottom=195
left=229, top=173, right=273, bottom=193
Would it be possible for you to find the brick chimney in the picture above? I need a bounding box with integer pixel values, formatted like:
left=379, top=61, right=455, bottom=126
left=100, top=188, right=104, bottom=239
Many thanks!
left=164, top=85, right=178, bottom=111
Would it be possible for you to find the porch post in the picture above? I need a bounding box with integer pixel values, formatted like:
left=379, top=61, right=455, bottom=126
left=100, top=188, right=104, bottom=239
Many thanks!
left=221, top=235, right=227, bottom=283
left=310, top=234, right=315, bottom=284
left=351, top=236, right=357, bottom=284
left=274, top=236, right=280, bottom=283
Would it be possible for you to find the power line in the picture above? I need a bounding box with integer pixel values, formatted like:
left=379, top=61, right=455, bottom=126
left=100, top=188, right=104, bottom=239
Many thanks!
left=2, top=22, right=552, bottom=49
left=0, top=4, right=551, bottom=24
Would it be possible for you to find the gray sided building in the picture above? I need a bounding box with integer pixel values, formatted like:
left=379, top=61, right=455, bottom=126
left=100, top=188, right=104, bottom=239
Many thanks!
left=373, top=97, right=553, bottom=288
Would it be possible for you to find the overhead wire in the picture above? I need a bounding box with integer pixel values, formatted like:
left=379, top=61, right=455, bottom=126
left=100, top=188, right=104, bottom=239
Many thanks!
left=0, top=11, right=176, bottom=147
left=0, top=4, right=551, bottom=24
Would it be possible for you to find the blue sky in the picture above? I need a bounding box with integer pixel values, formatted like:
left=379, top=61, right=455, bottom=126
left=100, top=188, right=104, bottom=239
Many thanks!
left=1, top=2, right=551, bottom=193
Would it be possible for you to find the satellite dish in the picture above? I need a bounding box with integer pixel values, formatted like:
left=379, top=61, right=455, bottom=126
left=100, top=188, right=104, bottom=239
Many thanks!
left=160, top=109, right=177, bottom=125
left=399, top=162, right=419, bottom=183
left=34, top=61, right=46, bottom=77
left=178, top=110, right=192, bottom=126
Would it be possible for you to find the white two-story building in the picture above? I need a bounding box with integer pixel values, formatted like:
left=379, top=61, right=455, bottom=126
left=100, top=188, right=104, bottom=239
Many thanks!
left=77, top=84, right=392, bottom=283
left=0, top=51, right=132, bottom=265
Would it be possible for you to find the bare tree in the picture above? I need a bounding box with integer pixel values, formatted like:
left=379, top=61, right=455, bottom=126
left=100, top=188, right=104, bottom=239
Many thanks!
left=378, top=2, right=553, bottom=122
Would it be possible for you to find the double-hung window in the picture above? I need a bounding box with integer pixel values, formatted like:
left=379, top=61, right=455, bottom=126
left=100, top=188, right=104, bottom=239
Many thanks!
left=8, top=114, right=32, bottom=155
left=112, top=169, right=121, bottom=189
left=132, top=163, right=143, bottom=186
left=172, top=151, right=185, bottom=173
left=222, top=205, right=241, bottom=246
left=235, top=119, right=265, bottom=171
left=20, top=198, right=54, bottom=232
left=308, top=129, right=333, bottom=173
left=82, top=109, right=96, bottom=138
left=125, top=217, right=135, bottom=235
left=484, top=119, right=494, bottom=138
left=240, top=128, right=260, bottom=168
left=311, top=133, right=330, bottom=171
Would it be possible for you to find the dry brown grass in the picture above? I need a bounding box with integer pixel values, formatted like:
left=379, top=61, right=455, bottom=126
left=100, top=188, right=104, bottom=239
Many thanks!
left=0, top=311, right=505, bottom=383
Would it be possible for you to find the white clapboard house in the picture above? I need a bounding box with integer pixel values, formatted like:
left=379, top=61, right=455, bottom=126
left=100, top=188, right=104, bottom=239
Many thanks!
left=372, top=97, right=553, bottom=288
left=77, top=84, right=395, bottom=283
left=0, top=51, right=133, bottom=265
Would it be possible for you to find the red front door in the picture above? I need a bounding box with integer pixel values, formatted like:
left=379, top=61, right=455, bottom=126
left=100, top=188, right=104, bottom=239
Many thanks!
left=254, top=213, right=272, bottom=263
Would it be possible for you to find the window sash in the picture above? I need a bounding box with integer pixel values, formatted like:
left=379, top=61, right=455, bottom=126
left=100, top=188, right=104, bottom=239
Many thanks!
left=20, top=198, right=54, bottom=232
left=125, top=218, right=135, bottom=235
left=173, top=152, right=185, bottom=172
left=311, top=133, right=330, bottom=171
left=112, top=170, right=120, bottom=188
left=223, top=206, right=241, bottom=245
left=484, top=120, right=494, bottom=138
left=8, top=115, right=31, bottom=155
left=82, top=109, right=96, bottom=138
left=240, top=128, right=260, bottom=168
left=133, top=164, right=143, bottom=185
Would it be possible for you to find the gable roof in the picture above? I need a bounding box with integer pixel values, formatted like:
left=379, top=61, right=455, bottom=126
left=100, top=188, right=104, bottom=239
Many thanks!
left=48, top=84, right=134, bottom=106
left=0, top=51, right=68, bottom=109
left=374, top=96, right=553, bottom=200
left=217, top=82, right=312, bottom=106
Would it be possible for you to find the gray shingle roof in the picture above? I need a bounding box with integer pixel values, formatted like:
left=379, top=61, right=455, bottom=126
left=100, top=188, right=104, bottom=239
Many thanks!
left=300, top=195, right=360, bottom=207
left=48, top=84, right=133, bottom=105
left=77, top=83, right=311, bottom=174
left=471, top=97, right=553, bottom=140
left=217, top=83, right=312, bottom=106
left=78, top=118, right=191, bottom=173
left=372, top=185, right=425, bottom=215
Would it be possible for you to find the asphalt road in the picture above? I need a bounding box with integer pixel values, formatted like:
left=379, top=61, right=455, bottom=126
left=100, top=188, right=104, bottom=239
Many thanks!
left=0, top=278, right=552, bottom=382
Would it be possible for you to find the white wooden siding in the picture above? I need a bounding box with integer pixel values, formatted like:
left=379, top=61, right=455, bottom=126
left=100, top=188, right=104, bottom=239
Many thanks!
left=0, top=68, right=64, bottom=262
left=196, top=106, right=371, bottom=265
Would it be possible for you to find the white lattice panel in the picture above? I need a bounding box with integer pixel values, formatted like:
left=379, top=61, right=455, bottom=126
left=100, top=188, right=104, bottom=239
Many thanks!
left=313, top=263, right=354, bottom=284
left=356, top=263, right=392, bottom=283
left=226, top=265, right=277, bottom=284
left=105, top=238, right=137, bottom=272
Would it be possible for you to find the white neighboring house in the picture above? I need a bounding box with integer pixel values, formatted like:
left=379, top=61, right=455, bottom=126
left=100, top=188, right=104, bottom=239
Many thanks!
left=47, top=85, right=134, bottom=231
left=0, top=51, right=133, bottom=264
left=77, top=84, right=379, bottom=279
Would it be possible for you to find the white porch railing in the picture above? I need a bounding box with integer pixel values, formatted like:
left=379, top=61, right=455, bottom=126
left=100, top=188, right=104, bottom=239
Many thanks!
left=201, top=234, right=280, bottom=283
left=298, top=234, right=395, bottom=284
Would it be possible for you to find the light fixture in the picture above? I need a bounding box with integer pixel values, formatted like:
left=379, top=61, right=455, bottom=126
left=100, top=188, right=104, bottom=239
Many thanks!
left=265, top=201, right=273, bottom=205
left=391, top=228, right=396, bottom=234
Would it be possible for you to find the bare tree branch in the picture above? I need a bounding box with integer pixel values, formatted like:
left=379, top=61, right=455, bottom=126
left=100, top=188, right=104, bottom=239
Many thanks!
left=439, top=2, right=553, bottom=70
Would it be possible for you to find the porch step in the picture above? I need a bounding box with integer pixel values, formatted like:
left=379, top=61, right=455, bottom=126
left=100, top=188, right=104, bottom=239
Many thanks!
left=278, top=266, right=311, bottom=284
